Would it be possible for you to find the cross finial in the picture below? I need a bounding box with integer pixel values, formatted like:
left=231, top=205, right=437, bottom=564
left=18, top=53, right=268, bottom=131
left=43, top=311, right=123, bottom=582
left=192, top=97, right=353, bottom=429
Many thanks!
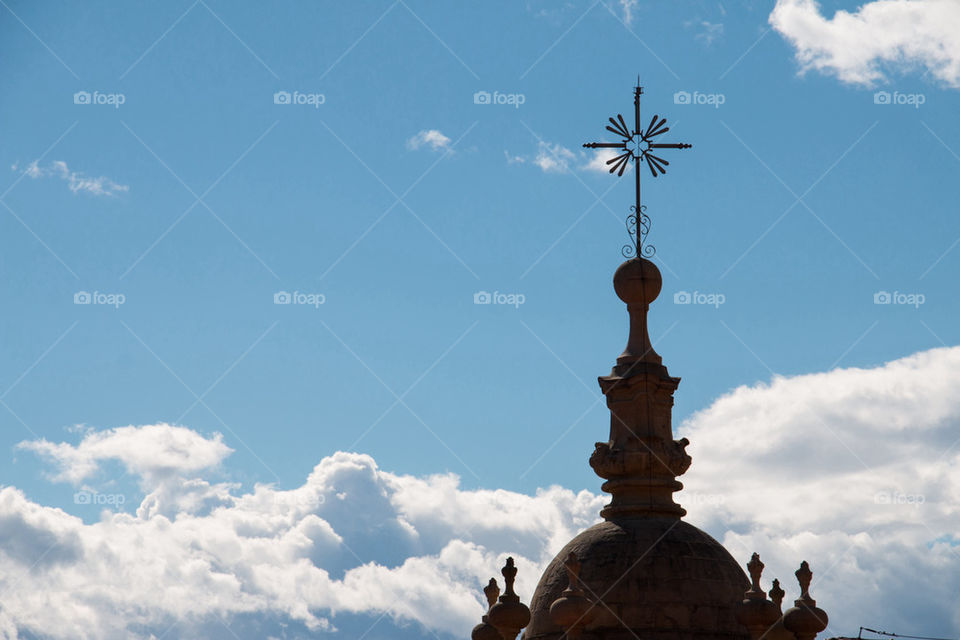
left=583, top=80, right=692, bottom=258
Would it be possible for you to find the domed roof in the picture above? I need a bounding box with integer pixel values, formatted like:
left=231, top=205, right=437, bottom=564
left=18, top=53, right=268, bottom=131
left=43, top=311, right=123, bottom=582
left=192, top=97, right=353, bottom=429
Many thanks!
left=524, top=518, right=749, bottom=640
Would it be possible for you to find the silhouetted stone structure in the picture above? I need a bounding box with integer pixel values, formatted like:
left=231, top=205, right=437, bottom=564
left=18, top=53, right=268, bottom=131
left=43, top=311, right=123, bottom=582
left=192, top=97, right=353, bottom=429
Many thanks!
left=468, top=83, right=831, bottom=640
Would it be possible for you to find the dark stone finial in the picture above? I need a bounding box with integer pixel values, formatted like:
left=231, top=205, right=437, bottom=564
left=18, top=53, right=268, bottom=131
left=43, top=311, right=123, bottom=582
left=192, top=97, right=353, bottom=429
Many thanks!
left=472, top=579, right=502, bottom=640
left=550, top=552, right=595, bottom=640
left=502, top=557, right=518, bottom=599
left=488, top=558, right=531, bottom=640
left=735, top=552, right=779, bottom=639
left=783, top=562, right=828, bottom=640
left=795, top=560, right=812, bottom=599
left=483, top=578, right=499, bottom=610
left=769, top=578, right=785, bottom=611
left=746, top=552, right=765, bottom=597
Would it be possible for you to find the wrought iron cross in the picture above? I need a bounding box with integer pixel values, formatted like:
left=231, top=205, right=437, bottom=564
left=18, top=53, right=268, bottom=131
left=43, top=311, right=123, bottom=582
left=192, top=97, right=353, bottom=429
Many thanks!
left=583, top=82, right=691, bottom=258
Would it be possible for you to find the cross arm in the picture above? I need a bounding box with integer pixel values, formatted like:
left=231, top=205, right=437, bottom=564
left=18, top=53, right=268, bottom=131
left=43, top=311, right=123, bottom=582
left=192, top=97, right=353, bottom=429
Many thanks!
left=583, top=142, right=625, bottom=148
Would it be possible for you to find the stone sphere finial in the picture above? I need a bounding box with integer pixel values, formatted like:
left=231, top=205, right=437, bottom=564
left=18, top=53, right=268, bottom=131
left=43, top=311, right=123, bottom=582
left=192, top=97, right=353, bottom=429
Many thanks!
left=613, top=257, right=662, bottom=306
left=488, top=558, right=531, bottom=640
left=608, top=258, right=667, bottom=376
left=783, top=561, right=828, bottom=640
left=735, top=552, right=780, bottom=640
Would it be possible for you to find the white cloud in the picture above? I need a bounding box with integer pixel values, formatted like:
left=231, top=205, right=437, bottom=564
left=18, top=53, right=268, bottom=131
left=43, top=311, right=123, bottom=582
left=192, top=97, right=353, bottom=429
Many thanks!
left=6, top=426, right=603, bottom=639
left=691, top=19, right=724, bottom=46
left=770, top=0, right=960, bottom=87
left=679, top=345, right=960, bottom=634
left=504, top=150, right=526, bottom=165
left=5, top=345, right=960, bottom=637
left=534, top=141, right=576, bottom=173
left=583, top=148, right=620, bottom=173
left=15, top=160, right=129, bottom=196
left=19, top=424, right=232, bottom=486
left=406, top=129, right=452, bottom=152
left=619, top=0, right=638, bottom=26
left=508, top=143, right=623, bottom=175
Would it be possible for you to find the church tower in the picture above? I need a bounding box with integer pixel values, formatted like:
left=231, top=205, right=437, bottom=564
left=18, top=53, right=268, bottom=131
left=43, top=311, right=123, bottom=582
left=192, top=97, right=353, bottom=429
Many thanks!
left=470, top=83, right=831, bottom=640
left=522, top=252, right=751, bottom=638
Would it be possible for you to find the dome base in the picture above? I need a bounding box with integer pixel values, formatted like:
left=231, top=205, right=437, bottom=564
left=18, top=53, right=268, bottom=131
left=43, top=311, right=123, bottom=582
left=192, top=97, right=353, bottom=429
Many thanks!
left=524, top=518, right=749, bottom=640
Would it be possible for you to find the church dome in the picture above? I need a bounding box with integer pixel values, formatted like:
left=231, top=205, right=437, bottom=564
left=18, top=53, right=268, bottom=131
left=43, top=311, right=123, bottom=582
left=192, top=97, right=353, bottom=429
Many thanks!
left=524, top=518, right=749, bottom=640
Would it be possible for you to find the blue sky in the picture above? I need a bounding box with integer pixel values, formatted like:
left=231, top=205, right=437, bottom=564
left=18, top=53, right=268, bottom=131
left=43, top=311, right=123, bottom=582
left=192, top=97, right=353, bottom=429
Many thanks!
left=2, top=1, right=960, bottom=638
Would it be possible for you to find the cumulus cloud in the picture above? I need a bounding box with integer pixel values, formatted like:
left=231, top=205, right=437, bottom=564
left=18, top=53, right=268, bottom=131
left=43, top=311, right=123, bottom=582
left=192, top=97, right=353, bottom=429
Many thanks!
left=679, top=345, right=960, bottom=635
left=19, top=424, right=232, bottom=485
left=5, top=425, right=603, bottom=639
left=4, top=345, right=960, bottom=637
left=770, top=0, right=960, bottom=87
left=406, top=129, right=452, bottom=152
left=14, top=160, right=129, bottom=196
